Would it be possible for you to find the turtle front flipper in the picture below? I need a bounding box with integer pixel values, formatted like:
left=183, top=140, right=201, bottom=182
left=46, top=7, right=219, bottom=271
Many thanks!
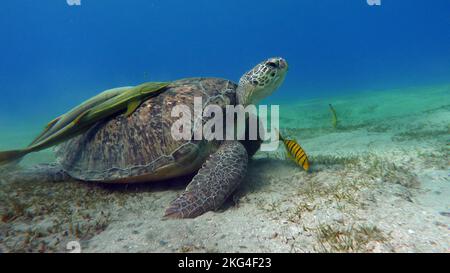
left=165, top=141, right=248, bottom=219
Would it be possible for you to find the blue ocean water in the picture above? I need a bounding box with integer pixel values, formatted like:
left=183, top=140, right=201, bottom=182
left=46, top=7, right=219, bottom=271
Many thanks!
left=0, top=0, right=449, bottom=127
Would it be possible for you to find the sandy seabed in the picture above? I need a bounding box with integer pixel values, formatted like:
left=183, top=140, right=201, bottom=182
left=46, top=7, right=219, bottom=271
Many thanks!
left=0, top=84, right=449, bottom=253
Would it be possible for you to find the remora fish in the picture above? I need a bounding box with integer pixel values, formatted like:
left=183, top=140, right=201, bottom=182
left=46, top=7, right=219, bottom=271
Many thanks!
left=329, top=103, right=338, bottom=129
left=0, top=82, right=169, bottom=166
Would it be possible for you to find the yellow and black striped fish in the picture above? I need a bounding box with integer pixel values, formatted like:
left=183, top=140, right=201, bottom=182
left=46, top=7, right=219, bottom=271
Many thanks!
left=279, top=132, right=310, bottom=171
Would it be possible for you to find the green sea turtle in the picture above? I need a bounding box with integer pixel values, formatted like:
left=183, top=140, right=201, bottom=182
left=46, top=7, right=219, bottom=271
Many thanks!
left=1, top=57, right=288, bottom=218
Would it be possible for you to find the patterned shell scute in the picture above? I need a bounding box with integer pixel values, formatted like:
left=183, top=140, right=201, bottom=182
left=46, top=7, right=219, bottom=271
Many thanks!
left=55, top=78, right=237, bottom=181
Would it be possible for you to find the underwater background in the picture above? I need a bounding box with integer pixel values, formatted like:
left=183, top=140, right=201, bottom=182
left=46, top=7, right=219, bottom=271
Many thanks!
left=0, top=0, right=449, bottom=126
left=0, top=1, right=449, bottom=253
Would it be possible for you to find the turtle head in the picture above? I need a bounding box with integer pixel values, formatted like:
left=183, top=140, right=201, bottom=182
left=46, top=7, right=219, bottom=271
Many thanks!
left=237, top=57, right=288, bottom=105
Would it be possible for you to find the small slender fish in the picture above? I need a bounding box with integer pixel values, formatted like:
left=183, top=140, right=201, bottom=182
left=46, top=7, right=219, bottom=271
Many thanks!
left=278, top=132, right=310, bottom=171
left=0, top=82, right=169, bottom=166
left=329, top=103, right=338, bottom=129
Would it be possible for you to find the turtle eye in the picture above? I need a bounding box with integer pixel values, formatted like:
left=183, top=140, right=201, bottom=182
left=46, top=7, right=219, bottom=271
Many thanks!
left=266, top=61, right=278, bottom=68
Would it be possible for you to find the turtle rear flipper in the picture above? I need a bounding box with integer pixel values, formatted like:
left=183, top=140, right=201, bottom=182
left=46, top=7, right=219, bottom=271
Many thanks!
left=0, top=149, right=28, bottom=166
left=164, top=141, right=248, bottom=219
left=3, top=163, right=71, bottom=183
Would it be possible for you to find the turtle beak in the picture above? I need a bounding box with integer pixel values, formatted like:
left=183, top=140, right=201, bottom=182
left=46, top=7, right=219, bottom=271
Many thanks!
left=278, top=58, right=288, bottom=70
